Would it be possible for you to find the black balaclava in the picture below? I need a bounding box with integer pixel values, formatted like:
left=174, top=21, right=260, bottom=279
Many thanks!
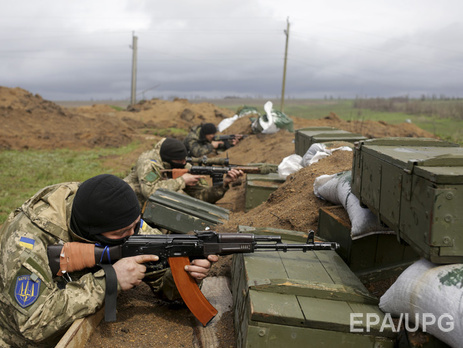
left=160, top=138, right=188, bottom=168
left=199, top=123, right=217, bottom=140
left=70, top=174, right=141, bottom=245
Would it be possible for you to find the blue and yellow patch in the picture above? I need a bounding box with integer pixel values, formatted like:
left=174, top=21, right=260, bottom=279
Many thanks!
left=19, top=237, right=35, bottom=250
left=14, top=275, right=41, bottom=308
left=140, top=219, right=148, bottom=232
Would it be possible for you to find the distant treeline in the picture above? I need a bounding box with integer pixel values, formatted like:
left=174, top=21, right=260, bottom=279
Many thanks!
left=353, top=96, right=463, bottom=120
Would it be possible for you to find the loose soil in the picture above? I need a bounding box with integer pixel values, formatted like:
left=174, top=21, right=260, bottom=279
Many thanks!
left=0, top=87, right=438, bottom=347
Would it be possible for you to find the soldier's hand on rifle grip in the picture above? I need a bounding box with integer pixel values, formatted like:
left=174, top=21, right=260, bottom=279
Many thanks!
left=182, top=173, right=203, bottom=186
left=184, top=255, right=219, bottom=283
left=113, top=254, right=159, bottom=290
left=231, top=134, right=242, bottom=146
left=211, top=140, right=224, bottom=149
left=223, top=168, right=244, bottom=186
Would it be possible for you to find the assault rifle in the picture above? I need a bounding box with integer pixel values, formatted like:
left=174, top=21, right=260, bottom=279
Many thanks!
left=215, top=134, right=248, bottom=142
left=47, top=230, right=339, bottom=326
left=163, top=165, right=262, bottom=186
left=185, top=156, right=279, bottom=176
left=214, top=134, right=248, bottom=149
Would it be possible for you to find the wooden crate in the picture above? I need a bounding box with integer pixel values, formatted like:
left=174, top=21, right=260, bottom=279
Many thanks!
left=232, top=227, right=396, bottom=347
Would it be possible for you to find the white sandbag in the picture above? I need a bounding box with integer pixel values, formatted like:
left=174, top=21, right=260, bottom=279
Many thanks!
left=277, top=154, right=303, bottom=179
left=313, top=174, right=338, bottom=201
left=379, top=259, right=463, bottom=348
left=302, top=143, right=329, bottom=167
left=217, top=114, right=239, bottom=132
left=301, top=143, right=352, bottom=167
left=260, top=101, right=279, bottom=134
left=314, top=171, right=392, bottom=238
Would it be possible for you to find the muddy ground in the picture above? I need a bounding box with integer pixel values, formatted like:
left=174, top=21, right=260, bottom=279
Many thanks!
left=0, top=87, right=438, bottom=347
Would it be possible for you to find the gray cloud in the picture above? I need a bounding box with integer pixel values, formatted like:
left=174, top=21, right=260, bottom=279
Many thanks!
left=1, top=1, right=462, bottom=101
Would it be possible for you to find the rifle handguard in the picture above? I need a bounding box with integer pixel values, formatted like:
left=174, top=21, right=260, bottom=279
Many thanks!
left=54, top=242, right=96, bottom=276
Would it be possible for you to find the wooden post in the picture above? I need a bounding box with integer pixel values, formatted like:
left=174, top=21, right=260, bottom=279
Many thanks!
left=280, top=18, right=290, bottom=113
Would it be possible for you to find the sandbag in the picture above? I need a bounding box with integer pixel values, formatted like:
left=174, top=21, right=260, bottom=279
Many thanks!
left=301, top=142, right=352, bottom=167
left=251, top=101, right=293, bottom=134
left=277, top=154, right=303, bottom=179
left=379, top=259, right=463, bottom=348
left=218, top=106, right=261, bottom=132
left=313, top=171, right=392, bottom=238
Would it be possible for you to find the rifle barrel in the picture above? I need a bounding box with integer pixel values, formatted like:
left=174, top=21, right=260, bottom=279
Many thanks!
left=254, top=242, right=338, bottom=252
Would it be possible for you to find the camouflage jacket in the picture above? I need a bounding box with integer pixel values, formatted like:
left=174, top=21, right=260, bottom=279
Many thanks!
left=0, top=182, right=171, bottom=347
left=183, top=125, right=227, bottom=157
left=124, top=138, right=228, bottom=207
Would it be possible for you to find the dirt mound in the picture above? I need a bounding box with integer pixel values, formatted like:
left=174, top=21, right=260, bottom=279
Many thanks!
left=220, top=149, right=354, bottom=233
left=0, top=86, right=435, bottom=151
left=72, top=97, right=235, bottom=134
left=0, top=87, right=134, bottom=150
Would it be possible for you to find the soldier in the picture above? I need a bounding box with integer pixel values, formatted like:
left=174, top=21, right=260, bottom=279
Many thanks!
left=184, top=123, right=242, bottom=157
left=124, top=137, right=243, bottom=207
left=0, top=174, right=217, bottom=347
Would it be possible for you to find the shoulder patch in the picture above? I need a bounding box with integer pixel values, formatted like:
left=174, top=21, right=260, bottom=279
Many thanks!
left=14, top=275, right=41, bottom=308
left=145, top=172, right=159, bottom=182
left=19, top=236, right=35, bottom=250
left=140, top=219, right=148, bottom=232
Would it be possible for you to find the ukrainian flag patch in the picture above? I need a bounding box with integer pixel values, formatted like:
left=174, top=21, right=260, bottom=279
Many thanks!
left=14, top=275, right=41, bottom=308
left=140, top=219, right=148, bottom=232
left=19, top=237, right=35, bottom=250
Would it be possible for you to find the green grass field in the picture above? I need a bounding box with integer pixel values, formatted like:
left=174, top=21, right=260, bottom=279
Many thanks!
left=0, top=144, right=138, bottom=224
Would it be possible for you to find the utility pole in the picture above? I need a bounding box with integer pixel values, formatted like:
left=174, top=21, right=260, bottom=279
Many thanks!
left=130, top=32, right=138, bottom=106
left=280, top=17, right=290, bottom=112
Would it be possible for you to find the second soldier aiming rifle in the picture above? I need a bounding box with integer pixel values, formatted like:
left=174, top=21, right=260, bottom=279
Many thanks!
left=163, top=165, right=262, bottom=186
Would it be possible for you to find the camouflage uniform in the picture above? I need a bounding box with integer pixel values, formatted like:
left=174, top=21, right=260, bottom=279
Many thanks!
left=183, top=125, right=227, bottom=157
left=0, top=182, right=176, bottom=347
left=124, top=138, right=229, bottom=207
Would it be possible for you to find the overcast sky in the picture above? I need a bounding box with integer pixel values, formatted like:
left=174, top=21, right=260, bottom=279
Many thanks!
left=1, top=1, right=462, bottom=101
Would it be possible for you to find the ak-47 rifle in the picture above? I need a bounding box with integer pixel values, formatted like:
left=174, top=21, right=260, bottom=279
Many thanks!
left=215, top=134, right=248, bottom=141
left=213, top=134, right=248, bottom=149
left=163, top=165, right=263, bottom=186
left=47, top=230, right=338, bottom=326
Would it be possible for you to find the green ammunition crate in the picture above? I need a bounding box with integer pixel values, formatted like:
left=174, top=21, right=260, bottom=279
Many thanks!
left=295, top=127, right=367, bottom=156
left=232, top=226, right=396, bottom=348
left=351, top=138, right=463, bottom=263
left=318, top=206, right=419, bottom=280
left=245, top=173, right=285, bottom=211
left=295, top=126, right=340, bottom=156
left=142, top=188, right=230, bottom=234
